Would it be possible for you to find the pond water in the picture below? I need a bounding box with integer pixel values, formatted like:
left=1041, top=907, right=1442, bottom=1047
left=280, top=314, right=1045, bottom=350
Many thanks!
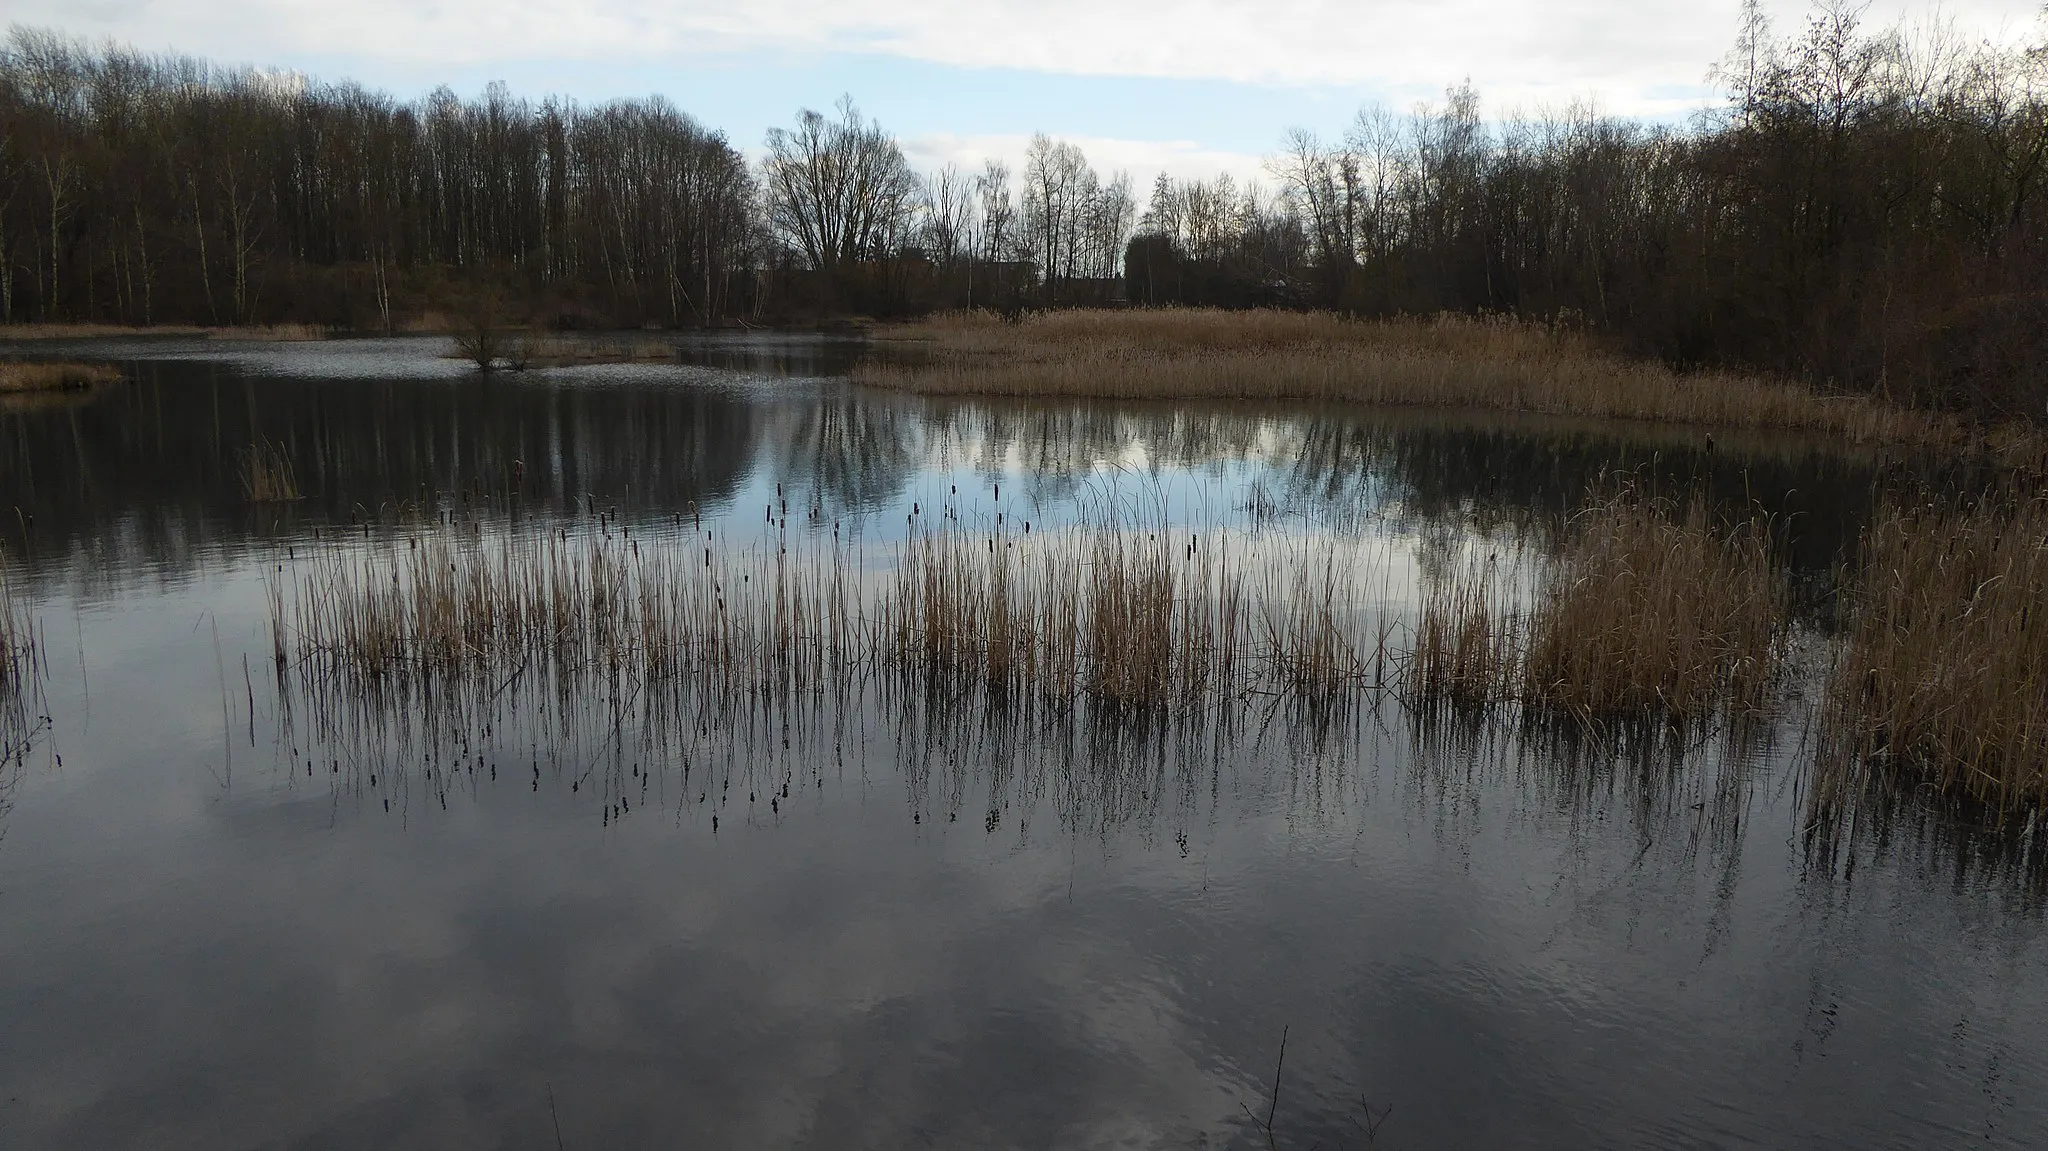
left=0, top=334, right=2043, bottom=1149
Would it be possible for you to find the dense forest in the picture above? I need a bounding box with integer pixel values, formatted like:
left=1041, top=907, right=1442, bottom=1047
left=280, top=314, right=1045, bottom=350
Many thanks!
left=1, top=3, right=2044, bottom=413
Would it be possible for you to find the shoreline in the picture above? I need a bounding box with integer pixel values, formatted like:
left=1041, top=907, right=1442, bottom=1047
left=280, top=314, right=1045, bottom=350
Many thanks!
left=853, top=308, right=2009, bottom=454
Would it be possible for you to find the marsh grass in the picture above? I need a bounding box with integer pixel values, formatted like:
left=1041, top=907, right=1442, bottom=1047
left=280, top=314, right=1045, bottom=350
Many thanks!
left=239, top=440, right=302, bottom=502
left=0, top=572, right=37, bottom=689
left=857, top=309, right=1949, bottom=445
left=0, top=323, right=328, bottom=341
left=1524, top=497, right=1786, bottom=719
left=1, top=566, right=47, bottom=763
left=1816, top=496, right=2048, bottom=818
left=266, top=487, right=2048, bottom=854
left=208, top=324, right=332, bottom=342
left=885, top=516, right=1269, bottom=709
left=444, top=330, right=680, bottom=371
left=272, top=585, right=1367, bottom=848
left=1408, top=554, right=1519, bottom=711
left=277, top=491, right=1793, bottom=740
left=1406, top=493, right=1790, bottom=723
left=0, top=361, right=121, bottom=392
left=277, top=522, right=874, bottom=707
left=1255, top=535, right=1390, bottom=694
left=514, top=332, right=679, bottom=367
left=271, top=504, right=1400, bottom=726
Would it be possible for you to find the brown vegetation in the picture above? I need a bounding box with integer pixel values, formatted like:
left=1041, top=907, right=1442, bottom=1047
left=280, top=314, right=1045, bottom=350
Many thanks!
left=1408, top=555, right=1517, bottom=710
left=0, top=572, right=32, bottom=688
left=276, top=492, right=1792, bottom=732
left=269, top=490, right=2048, bottom=827
left=884, top=518, right=1269, bottom=707
left=1522, top=498, right=1785, bottom=718
left=450, top=320, right=515, bottom=373
left=1817, top=497, right=2048, bottom=818
left=269, top=512, right=1391, bottom=713
left=858, top=309, right=1950, bottom=443
left=515, top=333, right=680, bottom=366
left=238, top=441, right=301, bottom=503
left=447, top=328, right=684, bottom=371
left=0, top=566, right=44, bottom=761
left=205, top=324, right=331, bottom=342
left=1406, top=493, right=1790, bottom=722
left=0, top=323, right=329, bottom=341
left=0, top=360, right=120, bottom=391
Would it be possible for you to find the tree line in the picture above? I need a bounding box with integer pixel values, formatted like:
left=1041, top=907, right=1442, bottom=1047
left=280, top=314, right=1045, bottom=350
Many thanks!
left=0, top=31, right=1133, bottom=329
left=0, top=29, right=758, bottom=329
left=2, top=4, right=2045, bottom=413
left=1137, top=3, right=2048, bottom=415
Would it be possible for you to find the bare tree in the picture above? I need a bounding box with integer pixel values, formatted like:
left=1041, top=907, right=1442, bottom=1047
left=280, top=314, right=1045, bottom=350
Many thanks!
left=1023, top=133, right=1094, bottom=301
left=761, top=96, right=917, bottom=270
left=1269, top=128, right=1354, bottom=304
left=920, top=162, right=974, bottom=267
left=976, top=160, right=1015, bottom=264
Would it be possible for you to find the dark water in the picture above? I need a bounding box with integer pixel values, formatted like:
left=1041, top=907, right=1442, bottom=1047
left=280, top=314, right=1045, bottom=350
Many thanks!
left=0, top=336, right=2043, bottom=1149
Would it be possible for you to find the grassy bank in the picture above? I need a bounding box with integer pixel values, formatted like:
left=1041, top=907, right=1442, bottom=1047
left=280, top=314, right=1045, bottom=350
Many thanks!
left=857, top=309, right=1955, bottom=445
left=0, top=361, right=122, bottom=392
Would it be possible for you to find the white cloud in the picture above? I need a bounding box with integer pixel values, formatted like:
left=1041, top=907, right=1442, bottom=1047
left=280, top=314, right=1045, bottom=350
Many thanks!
left=900, top=133, right=1270, bottom=189
left=18, top=2, right=2045, bottom=117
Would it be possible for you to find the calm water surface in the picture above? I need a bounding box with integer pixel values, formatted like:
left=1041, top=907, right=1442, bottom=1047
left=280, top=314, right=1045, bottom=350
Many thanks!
left=0, top=335, right=2042, bottom=1149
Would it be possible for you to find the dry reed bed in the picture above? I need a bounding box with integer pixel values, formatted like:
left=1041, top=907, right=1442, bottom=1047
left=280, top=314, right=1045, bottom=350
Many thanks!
left=0, top=322, right=329, bottom=341
left=0, top=361, right=121, bottom=392
left=277, top=501, right=1780, bottom=728
left=271, top=516, right=1391, bottom=713
left=271, top=494, right=2048, bottom=825
left=444, top=331, right=680, bottom=370
left=1407, top=495, right=1790, bottom=722
left=857, top=309, right=1948, bottom=445
left=884, top=519, right=1384, bottom=705
left=274, top=530, right=859, bottom=700
left=514, top=332, right=679, bottom=366
left=1817, top=497, right=2048, bottom=818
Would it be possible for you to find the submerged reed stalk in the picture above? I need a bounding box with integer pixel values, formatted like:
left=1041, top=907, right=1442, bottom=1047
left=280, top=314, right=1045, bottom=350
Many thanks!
left=856, top=309, right=1947, bottom=445
left=1817, top=497, right=2048, bottom=817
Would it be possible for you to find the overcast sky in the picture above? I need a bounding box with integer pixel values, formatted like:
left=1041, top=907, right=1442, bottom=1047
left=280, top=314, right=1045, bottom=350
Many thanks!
left=11, top=1, right=2044, bottom=182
